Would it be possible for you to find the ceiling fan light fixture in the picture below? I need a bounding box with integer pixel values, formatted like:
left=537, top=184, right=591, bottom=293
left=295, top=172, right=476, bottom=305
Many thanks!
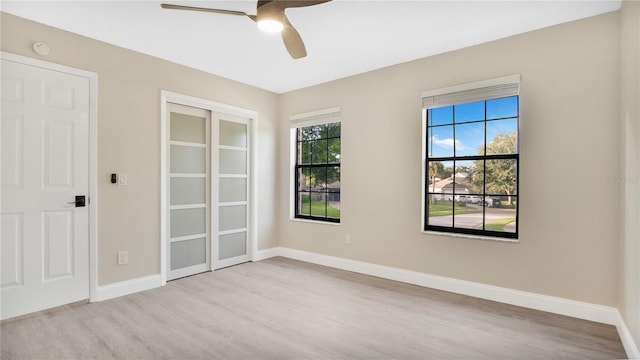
left=257, top=18, right=283, bottom=32
left=161, top=0, right=334, bottom=59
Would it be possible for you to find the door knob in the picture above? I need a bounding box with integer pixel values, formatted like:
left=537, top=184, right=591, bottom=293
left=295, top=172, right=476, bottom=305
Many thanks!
left=67, top=195, right=86, bottom=207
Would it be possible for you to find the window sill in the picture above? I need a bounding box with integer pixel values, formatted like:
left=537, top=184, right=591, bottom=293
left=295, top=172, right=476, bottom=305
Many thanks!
left=421, top=230, right=519, bottom=244
left=289, top=218, right=341, bottom=226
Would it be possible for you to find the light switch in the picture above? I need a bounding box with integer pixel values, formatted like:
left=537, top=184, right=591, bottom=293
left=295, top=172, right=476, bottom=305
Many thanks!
left=118, top=173, right=127, bottom=186
left=118, top=251, right=128, bottom=265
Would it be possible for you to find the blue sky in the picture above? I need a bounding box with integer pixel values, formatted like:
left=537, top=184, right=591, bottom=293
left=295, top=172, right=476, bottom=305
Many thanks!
left=427, top=96, right=518, bottom=158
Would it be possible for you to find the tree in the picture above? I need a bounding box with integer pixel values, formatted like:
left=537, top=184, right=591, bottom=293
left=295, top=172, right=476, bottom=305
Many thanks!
left=428, top=161, right=444, bottom=204
left=472, top=131, right=517, bottom=205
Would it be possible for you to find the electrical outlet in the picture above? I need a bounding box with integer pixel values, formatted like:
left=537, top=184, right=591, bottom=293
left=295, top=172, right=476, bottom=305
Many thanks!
left=118, top=173, right=127, bottom=186
left=118, top=251, right=128, bottom=265
left=345, top=234, right=352, bottom=244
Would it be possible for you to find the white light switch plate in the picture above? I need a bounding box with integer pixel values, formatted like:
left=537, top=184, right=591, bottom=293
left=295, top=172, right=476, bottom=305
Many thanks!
left=118, top=251, right=128, bottom=265
left=118, top=173, right=127, bottom=186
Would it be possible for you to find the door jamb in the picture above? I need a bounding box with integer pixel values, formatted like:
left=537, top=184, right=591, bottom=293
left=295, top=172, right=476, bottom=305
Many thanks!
left=160, top=90, right=258, bottom=285
left=1, top=51, right=99, bottom=302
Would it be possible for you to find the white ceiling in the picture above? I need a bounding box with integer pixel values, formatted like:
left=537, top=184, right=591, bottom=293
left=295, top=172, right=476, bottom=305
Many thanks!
left=2, top=0, right=621, bottom=93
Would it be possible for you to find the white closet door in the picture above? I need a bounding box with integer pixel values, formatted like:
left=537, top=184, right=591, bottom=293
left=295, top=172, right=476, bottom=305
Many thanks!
left=167, top=103, right=210, bottom=280
left=214, top=113, right=250, bottom=269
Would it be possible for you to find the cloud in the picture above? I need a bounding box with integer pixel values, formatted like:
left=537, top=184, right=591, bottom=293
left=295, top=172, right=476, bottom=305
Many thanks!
left=431, top=135, right=468, bottom=150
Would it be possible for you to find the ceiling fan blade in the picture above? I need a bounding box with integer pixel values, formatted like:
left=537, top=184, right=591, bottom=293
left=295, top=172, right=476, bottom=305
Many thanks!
left=281, top=15, right=307, bottom=59
left=161, top=4, right=256, bottom=21
left=277, top=0, right=332, bottom=10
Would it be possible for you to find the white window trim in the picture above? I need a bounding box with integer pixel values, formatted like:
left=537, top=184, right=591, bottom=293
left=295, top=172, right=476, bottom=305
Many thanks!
left=420, top=75, right=520, bottom=241
left=422, top=74, right=521, bottom=109
left=289, top=107, right=342, bottom=224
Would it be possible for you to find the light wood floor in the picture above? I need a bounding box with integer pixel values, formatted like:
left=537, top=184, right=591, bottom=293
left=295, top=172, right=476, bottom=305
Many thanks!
left=1, top=257, right=627, bottom=359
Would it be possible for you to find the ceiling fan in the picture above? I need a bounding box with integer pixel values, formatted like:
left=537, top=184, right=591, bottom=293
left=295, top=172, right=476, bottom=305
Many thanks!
left=161, top=0, right=332, bottom=59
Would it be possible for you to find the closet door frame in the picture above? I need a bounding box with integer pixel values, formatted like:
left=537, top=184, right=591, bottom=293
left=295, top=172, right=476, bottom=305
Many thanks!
left=160, top=91, right=257, bottom=285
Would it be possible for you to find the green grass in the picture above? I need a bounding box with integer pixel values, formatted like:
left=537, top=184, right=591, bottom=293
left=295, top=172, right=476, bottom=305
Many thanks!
left=428, top=200, right=481, bottom=217
left=485, top=218, right=516, bottom=231
left=300, top=196, right=340, bottom=218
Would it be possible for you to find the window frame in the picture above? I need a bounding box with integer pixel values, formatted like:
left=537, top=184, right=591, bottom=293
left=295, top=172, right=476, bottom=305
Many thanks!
left=290, top=107, right=341, bottom=224
left=421, top=76, right=520, bottom=240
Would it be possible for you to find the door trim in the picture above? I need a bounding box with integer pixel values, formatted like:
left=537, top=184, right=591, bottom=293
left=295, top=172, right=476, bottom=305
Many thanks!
left=160, top=90, right=258, bottom=285
left=1, top=52, right=99, bottom=303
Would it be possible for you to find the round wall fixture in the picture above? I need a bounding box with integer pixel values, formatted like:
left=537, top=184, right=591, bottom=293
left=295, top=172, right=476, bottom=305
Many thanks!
left=32, top=42, right=50, bottom=56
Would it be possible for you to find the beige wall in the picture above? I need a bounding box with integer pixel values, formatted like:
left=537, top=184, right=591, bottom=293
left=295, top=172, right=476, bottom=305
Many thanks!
left=1, top=8, right=634, bottom=312
left=279, top=12, right=621, bottom=306
left=1, top=13, right=280, bottom=286
left=619, top=0, right=640, bottom=346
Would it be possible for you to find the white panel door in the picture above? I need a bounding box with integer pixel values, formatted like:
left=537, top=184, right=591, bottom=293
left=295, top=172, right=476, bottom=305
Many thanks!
left=213, top=113, right=250, bottom=269
left=1, top=59, right=90, bottom=320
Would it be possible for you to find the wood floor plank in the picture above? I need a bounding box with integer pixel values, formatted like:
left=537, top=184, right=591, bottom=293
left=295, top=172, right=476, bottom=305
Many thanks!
left=1, top=257, right=627, bottom=359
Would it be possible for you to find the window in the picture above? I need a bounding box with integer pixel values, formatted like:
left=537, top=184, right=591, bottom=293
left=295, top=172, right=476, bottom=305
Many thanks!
left=422, top=76, right=519, bottom=239
left=291, top=108, right=341, bottom=223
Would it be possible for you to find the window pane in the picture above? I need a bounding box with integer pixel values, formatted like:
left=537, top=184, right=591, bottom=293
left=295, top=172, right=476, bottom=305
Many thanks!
left=496, top=195, right=517, bottom=209
left=311, top=167, right=327, bottom=189
left=310, top=193, right=326, bottom=217
left=300, top=127, right=316, bottom=141
left=487, top=96, right=518, bottom=120
left=453, top=161, right=473, bottom=196
left=484, top=196, right=517, bottom=233
left=470, top=159, right=485, bottom=194
left=299, top=141, right=311, bottom=164
left=312, top=139, right=328, bottom=164
left=429, top=160, right=454, bottom=201
left=328, top=122, right=341, bottom=138
left=486, top=119, right=518, bottom=155
left=426, top=128, right=432, bottom=158
left=454, top=122, right=484, bottom=157
left=298, top=167, right=311, bottom=191
left=427, top=160, right=452, bottom=189
left=429, top=106, right=453, bottom=126
left=298, top=192, right=310, bottom=215
left=312, top=124, right=327, bottom=140
left=328, top=138, right=341, bottom=163
left=485, top=159, right=517, bottom=196
left=428, top=197, right=453, bottom=227
left=454, top=160, right=474, bottom=179
left=441, top=161, right=454, bottom=181
left=327, top=192, right=340, bottom=219
left=454, top=210, right=483, bottom=230
left=429, top=125, right=454, bottom=158
left=454, top=101, right=484, bottom=123
left=327, top=166, right=340, bottom=185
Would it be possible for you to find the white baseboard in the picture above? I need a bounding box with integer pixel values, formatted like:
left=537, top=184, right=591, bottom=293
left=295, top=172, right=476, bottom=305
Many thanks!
left=615, top=313, right=640, bottom=359
left=253, top=247, right=280, bottom=261
left=257, top=246, right=639, bottom=358
left=92, top=274, right=162, bottom=302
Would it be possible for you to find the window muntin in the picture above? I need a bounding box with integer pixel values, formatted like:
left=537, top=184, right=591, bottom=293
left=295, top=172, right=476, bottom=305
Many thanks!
left=295, top=122, right=341, bottom=222
left=425, top=95, right=518, bottom=239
